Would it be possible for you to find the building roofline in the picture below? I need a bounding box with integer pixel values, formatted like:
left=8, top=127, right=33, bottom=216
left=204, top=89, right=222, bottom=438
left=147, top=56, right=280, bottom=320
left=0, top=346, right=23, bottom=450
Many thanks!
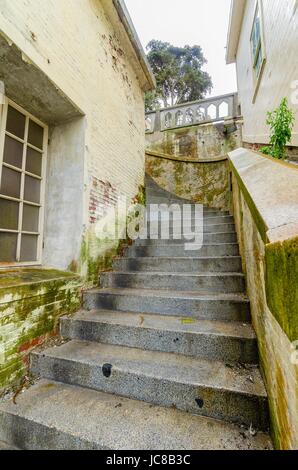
left=226, top=0, right=247, bottom=64
left=112, top=0, right=156, bottom=91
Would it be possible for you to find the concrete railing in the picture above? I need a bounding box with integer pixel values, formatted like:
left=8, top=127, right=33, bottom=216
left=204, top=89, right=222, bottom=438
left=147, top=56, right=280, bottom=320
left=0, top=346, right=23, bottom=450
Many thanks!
left=228, top=148, right=298, bottom=450
left=145, top=92, right=239, bottom=133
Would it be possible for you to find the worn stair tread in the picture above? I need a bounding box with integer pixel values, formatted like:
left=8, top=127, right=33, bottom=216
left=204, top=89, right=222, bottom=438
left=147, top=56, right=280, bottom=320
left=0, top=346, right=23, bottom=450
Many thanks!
left=33, top=340, right=266, bottom=398
left=134, top=242, right=239, bottom=246
left=63, top=309, right=256, bottom=340
left=117, top=256, right=242, bottom=261
left=0, top=380, right=272, bottom=450
left=0, top=440, right=19, bottom=450
left=89, top=287, right=249, bottom=301
left=105, top=271, right=245, bottom=278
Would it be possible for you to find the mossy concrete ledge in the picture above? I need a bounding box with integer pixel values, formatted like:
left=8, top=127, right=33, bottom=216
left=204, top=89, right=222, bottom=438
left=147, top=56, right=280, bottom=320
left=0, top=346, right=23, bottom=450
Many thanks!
left=228, top=147, right=298, bottom=342
left=0, top=268, right=82, bottom=391
left=229, top=147, right=298, bottom=449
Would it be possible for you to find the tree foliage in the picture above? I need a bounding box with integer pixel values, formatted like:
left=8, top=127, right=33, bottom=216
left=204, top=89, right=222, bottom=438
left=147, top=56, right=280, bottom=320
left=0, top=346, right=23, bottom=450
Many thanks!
left=260, top=98, right=295, bottom=159
left=146, top=40, right=212, bottom=111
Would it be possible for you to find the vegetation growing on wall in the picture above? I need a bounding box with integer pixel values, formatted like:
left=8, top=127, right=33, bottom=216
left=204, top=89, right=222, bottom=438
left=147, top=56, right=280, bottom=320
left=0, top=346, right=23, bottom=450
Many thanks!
left=265, top=237, right=298, bottom=342
left=260, top=98, right=295, bottom=160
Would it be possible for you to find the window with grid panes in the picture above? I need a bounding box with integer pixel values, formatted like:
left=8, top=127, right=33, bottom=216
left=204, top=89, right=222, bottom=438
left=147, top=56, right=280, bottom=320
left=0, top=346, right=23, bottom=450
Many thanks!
left=250, top=3, right=264, bottom=78
left=0, top=100, right=48, bottom=264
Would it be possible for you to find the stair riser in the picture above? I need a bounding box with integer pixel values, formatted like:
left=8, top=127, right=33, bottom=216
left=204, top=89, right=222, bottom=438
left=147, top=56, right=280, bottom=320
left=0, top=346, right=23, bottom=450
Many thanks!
left=61, top=318, right=258, bottom=364
left=100, top=273, right=245, bottom=293
left=147, top=215, right=234, bottom=225
left=0, top=413, right=102, bottom=450
left=113, top=257, right=242, bottom=273
left=127, top=244, right=239, bottom=257
left=146, top=216, right=234, bottom=225
left=148, top=210, right=231, bottom=219
left=142, top=224, right=235, bottom=236
left=31, top=355, right=268, bottom=430
left=134, top=233, right=237, bottom=245
left=83, top=293, right=251, bottom=322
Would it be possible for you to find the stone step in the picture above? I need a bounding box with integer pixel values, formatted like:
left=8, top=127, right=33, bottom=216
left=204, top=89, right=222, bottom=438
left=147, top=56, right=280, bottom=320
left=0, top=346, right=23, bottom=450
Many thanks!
left=113, top=256, right=243, bottom=273
left=134, top=232, right=238, bottom=244
left=142, top=223, right=236, bottom=235
left=61, top=310, right=258, bottom=363
left=0, top=440, right=19, bottom=450
left=100, top=271, right=245, bottom=293
left=83, top=288, right=251, bottom=322
left=146, top=215, right=234, bottom=226
left=147, top=196, right=227, bottom=207
left=0, top=380, right=272, bottom=450
left=31, top=341, right=269, bottom=429
left=127, top=243, right=240, bottom=257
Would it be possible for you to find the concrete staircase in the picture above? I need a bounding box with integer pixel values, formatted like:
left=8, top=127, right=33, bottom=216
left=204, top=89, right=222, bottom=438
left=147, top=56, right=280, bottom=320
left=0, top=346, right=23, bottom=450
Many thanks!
left=0, top=177, right=272, bottom=450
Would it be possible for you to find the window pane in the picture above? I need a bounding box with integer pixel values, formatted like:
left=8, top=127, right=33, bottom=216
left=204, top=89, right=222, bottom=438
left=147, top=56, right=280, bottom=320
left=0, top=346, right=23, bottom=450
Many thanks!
left=0, top=199, right=19, bottom=230
left=255, top=47, right=263, bottom=76
left=3, top=135, right=24, bottom=169
left=24, top=175, right=41, bottom=204
left=6, top=105, right=26, bottom=139
left=28, top=120, right=44, bottom=149
left=26, top=147, right=42, bottom=176
left=22, top=204, right=39, bottom=232
left=0, top=166, right=21, bottom=199
left=0, top=232, right=17, bottom=262
left=20, top=234, right=38, bottom=262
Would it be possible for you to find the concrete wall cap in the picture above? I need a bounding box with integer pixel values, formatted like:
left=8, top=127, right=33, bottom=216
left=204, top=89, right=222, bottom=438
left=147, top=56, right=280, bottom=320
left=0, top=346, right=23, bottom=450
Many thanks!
left=228, top=148, right=298, bottom=243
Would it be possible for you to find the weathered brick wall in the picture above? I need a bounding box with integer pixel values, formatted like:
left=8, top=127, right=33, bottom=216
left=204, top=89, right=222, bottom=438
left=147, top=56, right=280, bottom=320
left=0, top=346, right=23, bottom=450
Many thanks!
left=0, top=0, right=147, bottom=278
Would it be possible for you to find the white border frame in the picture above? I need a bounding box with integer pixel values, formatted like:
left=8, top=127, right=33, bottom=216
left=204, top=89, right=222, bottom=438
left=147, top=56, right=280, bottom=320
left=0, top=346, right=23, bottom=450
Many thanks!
left=0, top=97, right=48, bottom=268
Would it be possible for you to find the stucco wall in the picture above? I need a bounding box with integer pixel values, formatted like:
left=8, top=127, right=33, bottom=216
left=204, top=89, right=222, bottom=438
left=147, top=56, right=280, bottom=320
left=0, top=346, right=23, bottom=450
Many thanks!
left=229, top=148, right=298, bottom=450
left=235, top=0, right=298, bottom=146
left=43, top=118, right=86, bottom=271
left=146, top=121, right=242, bottom=161
left=146, top=154, right=231, bottom=211
left=145, top=121, right=242, bottom=210
left=0, top=0, right=147, bottom=277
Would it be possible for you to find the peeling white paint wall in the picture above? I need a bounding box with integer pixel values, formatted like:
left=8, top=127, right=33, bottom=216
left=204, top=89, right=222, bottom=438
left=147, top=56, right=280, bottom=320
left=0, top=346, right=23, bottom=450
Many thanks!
left=235, top=0, right=298, bottom=146
left=43, top=118, right=86, bottom=270
left=0, top=0, right=147, bottom=271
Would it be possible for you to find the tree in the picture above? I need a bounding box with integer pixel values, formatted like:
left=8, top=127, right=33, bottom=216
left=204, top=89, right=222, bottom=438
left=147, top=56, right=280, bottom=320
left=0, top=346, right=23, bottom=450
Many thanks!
left=146, top=40, right=212, bottom=110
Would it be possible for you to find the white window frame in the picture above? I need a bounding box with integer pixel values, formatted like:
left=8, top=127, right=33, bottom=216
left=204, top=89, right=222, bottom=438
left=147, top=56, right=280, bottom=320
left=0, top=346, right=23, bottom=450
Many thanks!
left=0, top=97, right=48, bottom=267
left=250, top=0, right=266, bottom=103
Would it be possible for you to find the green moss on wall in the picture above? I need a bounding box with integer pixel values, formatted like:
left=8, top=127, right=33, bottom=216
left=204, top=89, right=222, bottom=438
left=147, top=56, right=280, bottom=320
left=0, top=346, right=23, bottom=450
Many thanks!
left=0, top=270, right=82, bottom=390
left=265, top=237, right=298, bottom=342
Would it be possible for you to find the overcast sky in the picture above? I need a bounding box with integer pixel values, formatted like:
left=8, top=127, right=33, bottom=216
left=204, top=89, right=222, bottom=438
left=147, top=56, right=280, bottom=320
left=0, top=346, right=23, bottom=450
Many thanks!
left=125, top=0, right=237, bottom=97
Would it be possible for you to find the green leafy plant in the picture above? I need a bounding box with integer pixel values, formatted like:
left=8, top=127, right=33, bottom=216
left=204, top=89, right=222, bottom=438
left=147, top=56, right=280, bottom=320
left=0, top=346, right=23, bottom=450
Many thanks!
left=260, top=98, right=295, bottom=160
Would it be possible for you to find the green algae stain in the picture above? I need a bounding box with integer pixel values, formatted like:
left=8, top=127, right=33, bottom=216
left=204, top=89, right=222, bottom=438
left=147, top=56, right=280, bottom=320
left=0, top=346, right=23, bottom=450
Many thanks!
left=265, top=237, right=298, bottom=342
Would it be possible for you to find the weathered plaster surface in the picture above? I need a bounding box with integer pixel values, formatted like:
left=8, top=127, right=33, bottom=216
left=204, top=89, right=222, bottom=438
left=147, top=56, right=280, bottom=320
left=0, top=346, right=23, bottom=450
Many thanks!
left=144, top=121, right=241, bottom=210
left=146, top=154, right=230, bottom=210
left=229, top=148, right=298, bottom=450
left=43, top=118, right=85, bottom=271
left=146, top=121, right=242, bottom=161
left=0, top=0, right=148, bottom=276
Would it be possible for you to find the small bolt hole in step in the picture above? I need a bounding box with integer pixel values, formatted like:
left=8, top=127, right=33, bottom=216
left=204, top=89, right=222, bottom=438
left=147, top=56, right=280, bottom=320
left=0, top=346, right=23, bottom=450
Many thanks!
left=102, top=363, right=113, bottom=378
left=195, top=398, right=204, bottom=408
